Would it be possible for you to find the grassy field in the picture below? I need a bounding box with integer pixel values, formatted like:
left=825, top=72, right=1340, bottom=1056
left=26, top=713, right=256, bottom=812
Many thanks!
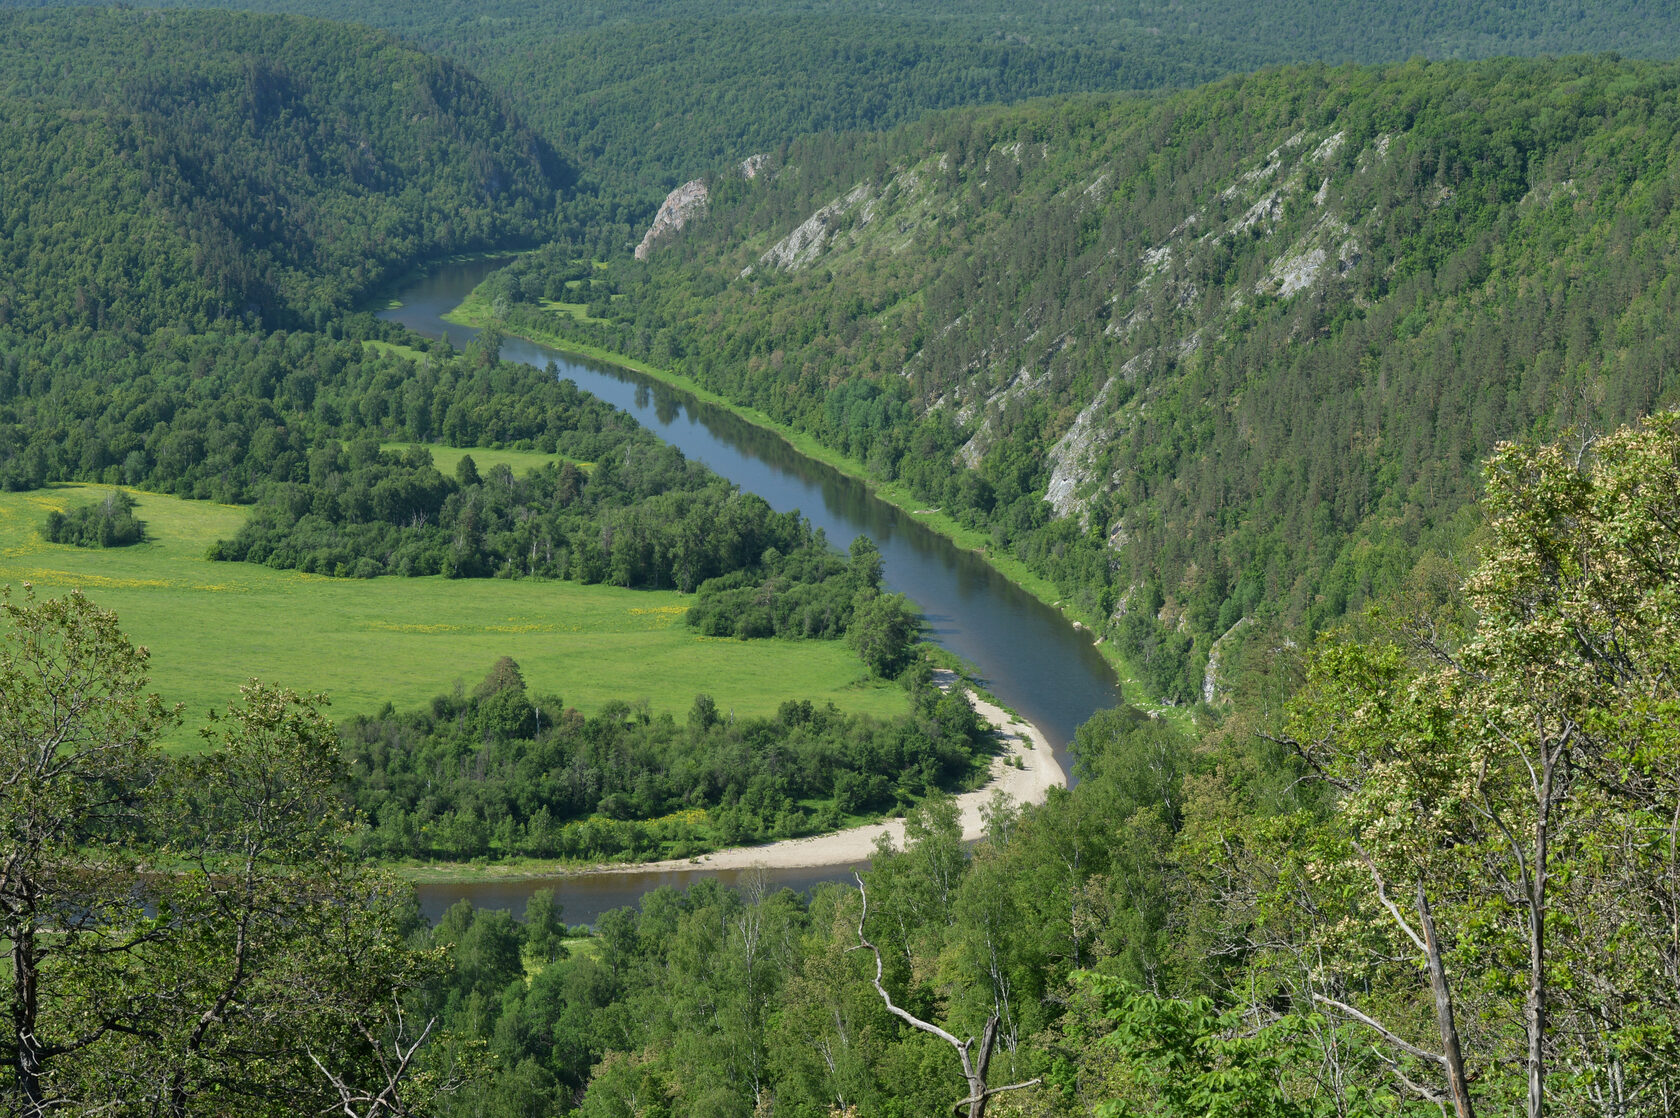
left=379, top=442, right=590, bottom=476
left=362, top=339, right=429, bottom=362
left=538, top=296, right=612, bottom=325
left=0, top=485, right=906, bottom=750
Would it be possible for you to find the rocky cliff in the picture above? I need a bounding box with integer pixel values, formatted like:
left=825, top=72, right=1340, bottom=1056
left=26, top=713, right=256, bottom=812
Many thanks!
left=634, top=179, right=710, bottom=260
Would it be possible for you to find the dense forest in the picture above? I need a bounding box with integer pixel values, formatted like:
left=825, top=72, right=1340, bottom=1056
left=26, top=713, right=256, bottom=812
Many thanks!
left=8, top=0, right=1677, bottom=221
left=17, top=410, right=1680, bottom=1112
left=8, top=1, right=1680, bottom=1115
left=491, top=55, right=1680, bottom=702
left=0, top=8, right=566, bottom=334
left=340, top=652, right=987, bottom=863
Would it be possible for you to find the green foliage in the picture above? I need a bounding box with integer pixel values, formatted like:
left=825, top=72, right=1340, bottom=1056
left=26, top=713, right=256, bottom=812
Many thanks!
left=0, top=483, right=911, bottom=749
left=0, top=591, right=439, bottom=1116
left=42, top=490, right=144, bottom=548
left=1271, top=412, right=1680, bottom=1112
left=523, top=889, right=567, bottom=966
left=846, top=589, right=922, bottom=679
left=21, top=0, right=1676, bottom=222
left=1080, top=978, right=1329, bottom=1118
left=685, top=538, right=873, bottom=640
left=0, top=587, right=183, bottom=1118
left=504, top=55, right=1680, bottom=702
left=408, top=409, right=1680, bottom=1112
left=0, top=8, right=565, bottom=336
left=215, top=427, right=815, bottom=587
left=340, top=662, right=991, bottom=864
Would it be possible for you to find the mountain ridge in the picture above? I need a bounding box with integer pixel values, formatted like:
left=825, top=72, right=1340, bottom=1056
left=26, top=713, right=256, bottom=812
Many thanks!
left=487, top=55, right=1680, bottom=701
left=0, top=7, right=568, bottom=335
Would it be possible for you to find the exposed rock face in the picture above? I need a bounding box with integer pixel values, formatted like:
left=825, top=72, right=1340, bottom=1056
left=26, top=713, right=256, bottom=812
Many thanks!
left=739, top=153, right=769, bottom=179
left=1045, top=383, right=1113, bottom=519
left=757, top=183, right=876, bottom=271
left=634, top=179, right=709, bottom=260
left=731, top=127, right=1398, bottom=530
left=1202, top=616, right=1250, bottom=705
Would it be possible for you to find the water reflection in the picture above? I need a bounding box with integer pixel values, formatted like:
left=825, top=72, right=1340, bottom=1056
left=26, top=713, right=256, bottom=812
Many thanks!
left=418, top=864, right=854, bottom=925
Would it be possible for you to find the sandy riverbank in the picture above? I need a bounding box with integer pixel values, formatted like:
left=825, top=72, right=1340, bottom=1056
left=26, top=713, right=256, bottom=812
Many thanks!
left=594, top=670, right=1067, bottom=874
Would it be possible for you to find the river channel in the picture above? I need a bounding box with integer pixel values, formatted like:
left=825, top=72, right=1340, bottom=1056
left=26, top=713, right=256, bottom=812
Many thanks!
left=379, top=259, right=1124, bottom=922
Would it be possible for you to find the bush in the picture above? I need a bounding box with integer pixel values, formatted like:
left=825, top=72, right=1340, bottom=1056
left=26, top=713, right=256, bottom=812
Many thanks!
left=42, top=492, right=144, bottom=548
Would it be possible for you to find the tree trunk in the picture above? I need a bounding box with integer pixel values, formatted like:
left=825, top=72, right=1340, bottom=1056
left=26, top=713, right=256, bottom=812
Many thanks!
left=1417, top=879, right=1475, bottom=1118
left=963, top=1017, right=997, bottom=1118
left=1527, top=749, right=1554, bottom=1118
left=10, top=927, right=45, bottom=1118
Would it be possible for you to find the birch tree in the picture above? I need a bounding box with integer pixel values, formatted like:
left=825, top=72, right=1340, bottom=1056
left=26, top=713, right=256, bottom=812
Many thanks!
left=0, top=587, right=177, bottom=1117
left=1279, top=414, right=1680, bottom=1116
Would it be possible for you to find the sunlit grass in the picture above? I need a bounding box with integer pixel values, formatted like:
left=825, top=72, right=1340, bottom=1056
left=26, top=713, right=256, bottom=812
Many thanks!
left=1, top=485, right=906, bottom=750
left=361, top=339, right=428, bottom=362
left=379, top=442, right=592, bottom=477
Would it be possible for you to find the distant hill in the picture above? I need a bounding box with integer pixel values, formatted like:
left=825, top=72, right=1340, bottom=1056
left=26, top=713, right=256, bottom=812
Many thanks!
left=0, top=8, right=568, bottom=334
left=5, top=0, right=1676, bottom=221
left=490, top=55, right=1680, bottom=701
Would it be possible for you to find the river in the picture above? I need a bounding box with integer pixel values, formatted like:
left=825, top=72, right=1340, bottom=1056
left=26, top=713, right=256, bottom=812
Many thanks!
left=378, top=258, right=1124, bottom=922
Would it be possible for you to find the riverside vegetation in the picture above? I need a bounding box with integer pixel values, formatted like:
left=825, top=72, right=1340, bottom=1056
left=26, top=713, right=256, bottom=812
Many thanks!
left=15, top=412, right=1680, bottom=1112
left=0, top=9, right=926, bottom=737
left=7, top=3, right=1680, bottom=1115
left=487, top=55, right=1680, bottom=703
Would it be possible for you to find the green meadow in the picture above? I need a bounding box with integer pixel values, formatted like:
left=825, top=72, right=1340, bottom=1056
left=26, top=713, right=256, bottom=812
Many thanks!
left=361, top=339, right=429, bottom=363
left=0, top=484, right=905, bottom=749
left=379, top=442, right=589, bottom=477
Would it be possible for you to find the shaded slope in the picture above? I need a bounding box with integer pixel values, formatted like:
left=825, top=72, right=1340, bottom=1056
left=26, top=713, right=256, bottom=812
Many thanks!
left=0, top=7, right=567, bottom=334
left=6, top=0, right=1678, bottom=213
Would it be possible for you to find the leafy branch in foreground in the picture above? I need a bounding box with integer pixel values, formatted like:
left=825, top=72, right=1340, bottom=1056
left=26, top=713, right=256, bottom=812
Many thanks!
left=0, top=585, right=179, bottom=1117
left=0, top=588, right=453, bottom=1117
left=1275, top=412, right=1680, bottom=1115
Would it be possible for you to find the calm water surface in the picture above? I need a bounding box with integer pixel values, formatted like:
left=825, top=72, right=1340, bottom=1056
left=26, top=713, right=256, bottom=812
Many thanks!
left=379, top=259, right=1123, bottom=922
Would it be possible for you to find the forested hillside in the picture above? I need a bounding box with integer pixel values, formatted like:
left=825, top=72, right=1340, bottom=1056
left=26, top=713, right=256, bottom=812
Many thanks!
left=7, top=0, right=1676, bottom=226
left=8, top=2, right=1680, bottom=1115
left=0, top=7, right=565, bottom=334
left=490, top=55, right=1680, bottom=701
left=14, top=411, right=1680, bottom=1116
left=422, top=413, right=1680, bottom=1117
left=0, top=6, right=935, bottom=742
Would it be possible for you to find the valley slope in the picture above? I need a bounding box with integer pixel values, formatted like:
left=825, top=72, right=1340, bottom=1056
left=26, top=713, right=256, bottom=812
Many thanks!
left=0, top=7, right=566, bottom=334
left=492, top=56, right=1680, bottom=701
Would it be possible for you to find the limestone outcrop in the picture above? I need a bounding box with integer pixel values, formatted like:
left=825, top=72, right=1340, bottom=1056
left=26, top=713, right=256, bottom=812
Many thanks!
left=634, top=178, right=709, bottom=260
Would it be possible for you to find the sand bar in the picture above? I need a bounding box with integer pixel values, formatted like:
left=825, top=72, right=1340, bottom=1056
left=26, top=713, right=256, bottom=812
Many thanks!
left=594, top=669, right=1067, bottom=874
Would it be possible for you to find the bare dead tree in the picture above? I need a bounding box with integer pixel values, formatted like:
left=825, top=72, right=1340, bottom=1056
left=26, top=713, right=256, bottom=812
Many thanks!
left=308, top=1006, right=438, bottom=1118
left=850, top=873, right=1039, bottom=1118
left=1311, top=854, right=1475, bottom=1118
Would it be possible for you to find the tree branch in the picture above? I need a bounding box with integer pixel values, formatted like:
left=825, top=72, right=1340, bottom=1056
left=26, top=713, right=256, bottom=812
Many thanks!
left=852, top=873, right=1039, bottom=1118
left=850, top=873, right=966, bottom=1050
left=1350, top=841, right=1427, bottom=954
left=1311, top=994, right=1447, bottom=1067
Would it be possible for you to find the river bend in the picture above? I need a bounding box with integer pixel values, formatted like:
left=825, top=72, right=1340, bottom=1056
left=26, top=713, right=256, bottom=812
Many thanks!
left=378, top=259, right=1123, bottom=922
